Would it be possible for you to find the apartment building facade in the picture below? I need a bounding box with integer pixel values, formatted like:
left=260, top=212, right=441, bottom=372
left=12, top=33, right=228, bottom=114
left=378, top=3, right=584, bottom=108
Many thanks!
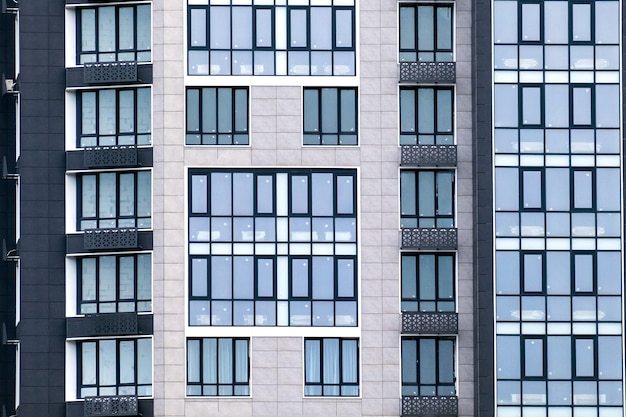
left=0, top=1, right=623, bottom=417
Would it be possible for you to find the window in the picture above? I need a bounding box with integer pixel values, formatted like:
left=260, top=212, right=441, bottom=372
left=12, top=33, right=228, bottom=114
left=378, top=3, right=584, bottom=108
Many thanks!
left=78, top=338, right=152, bottom=398
left=187, top=338, right=249, bottom=396
left=187, top=0, right=355, bottom=76
left=188, top=169, right=357, bottom=327
left=496, top=335, right=623, bottom=406
left=402, top=337, right=455, bottom=396
left=304, top=338, right=359, bottom=396
left=303, top=88, right=357, bottom=145
left=78, top=171, right=151, bottom=230
left=399, top=4, right=453, bottom=62
left=186, top=87, right=249, bottom=145
left=400, top=170, right=455, bottom=228
left=78, top=88, right=151, bottom=147
left=401, top=253, right=454, bottom=312
left=78, top=253, right=151, bottom=314
left=77, top=5, right=151, bottom=64
left=400, top=87, right=453, bottom=145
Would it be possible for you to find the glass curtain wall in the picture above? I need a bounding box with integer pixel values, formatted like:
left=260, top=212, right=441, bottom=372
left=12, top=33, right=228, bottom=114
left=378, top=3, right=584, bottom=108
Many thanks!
left=492, top=1, right=624, bottom=416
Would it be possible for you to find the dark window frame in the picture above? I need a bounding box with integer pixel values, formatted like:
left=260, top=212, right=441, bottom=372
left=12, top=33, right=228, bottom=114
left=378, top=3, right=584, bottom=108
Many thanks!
left=303, top=87, right=358, bottom=146
left=304, top=337, right=360, bottom=397
left=76, top=4, right=152, bottom=64
left=401, top=337, right=456, bottom=396
left=77, top=253, right=152, bottom=314
left=186, top=87, right=249, bottom=145
left=186, top=337, right=250, bottom=396
left=399, top=4, right=454, bottom=63
left=77, top=87, right=152, bottom=147
left=77, top=170, right=152, bottom=230
left=401, top=252, right=456, bottom=312
left=399, top=86, right=454, bottom=145
left=400, top=169, right=456, bottom=228
left=77, top=338, right=152, bottom=398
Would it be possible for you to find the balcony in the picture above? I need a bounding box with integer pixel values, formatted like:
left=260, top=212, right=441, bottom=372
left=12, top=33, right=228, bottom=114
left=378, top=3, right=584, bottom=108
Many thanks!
left=401, top=228, right=457, bottom=250
left=66, top=63, right=152, bottom=88
left=84, top=145, right=138, bottom=168
left=84, top=395, right=138, bottom=417
left=83, top=228, right=139, bottom=250
left=402, top=312, right=458, bottom=335
left=401, top=145, right=457, bottom=167
left=402, top=396, right=458, bottom=417
left=66, top=312, right=154, bottom=338
left=399, top=62, right=456, bottom=84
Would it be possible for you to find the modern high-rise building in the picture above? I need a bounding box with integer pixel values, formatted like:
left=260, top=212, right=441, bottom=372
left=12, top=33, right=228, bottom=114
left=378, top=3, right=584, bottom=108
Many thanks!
left=0, top=1, right=623, bottom=417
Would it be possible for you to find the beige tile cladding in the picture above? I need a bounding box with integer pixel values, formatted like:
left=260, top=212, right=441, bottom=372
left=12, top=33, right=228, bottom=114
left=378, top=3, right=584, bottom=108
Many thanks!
left=151, top=0, right=473, bottom=416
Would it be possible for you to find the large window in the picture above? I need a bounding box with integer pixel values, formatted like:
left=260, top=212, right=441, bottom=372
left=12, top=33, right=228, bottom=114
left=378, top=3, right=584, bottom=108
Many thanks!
left=186, top=87, right=249, bottom=145
left=400, top=87, right=453, bottom=145
left=78, top=87, right=151, bottom=147
left=78, top=171, right=152, bottom=230
left=78, top=338, right=152, bottom=398
left=187, top=0, right=355, bottom=76
left=401, top=253, right=454, bottom=313
left=78, top=253, right=151, bottom=314
left=303, top=88, right=357, bottom=145
left=399, top=4, right=453, bottom=62
left=402, top=337, right=455, bottom=396
left=400, top=170, right=455, bottom=228
left=77, top=5, right=151, bottom=64
left=187, top=338, right=249, bottom=396
left=496, top=335, right=623, bottom=406
left=188, top=169, right=357, bottom=326
left=304, top=338, right=359, bottom=396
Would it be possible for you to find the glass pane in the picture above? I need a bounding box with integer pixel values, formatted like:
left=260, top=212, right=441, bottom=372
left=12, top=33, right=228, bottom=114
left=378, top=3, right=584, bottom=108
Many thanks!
left=419, top=339, right=436, bottom=384
left=341, top=340, right=357, bottom=383
left=521, top=4, right=540, bottom=41
left=497, top=336, right=520, bottom=378
left=292, top=259, right=309, bottom=297
left=290, top=9, right=307, bottom=48
left=99, top=90, right=116, bottom=135
left=98, top=7, right=116, bottom=54
left=202, top=339, right=217, bottom=383
left=232, top=173, right=253, bottom=215
left=118, top=256, right=134, bottom=300
left=211, top=257, right=232, bottom=299
left=337, top=176, right=354, bottom=214
left=303, top=89, right=319, bottom=133
left=312, top=257, right=333, bottom=300
left=323, top=339, right=339, bottom=384
left=99, top=173, right=116, bottom=220
left=399, top=6, right=415, bottom=51
left=82, top=175, right=97, bottom=218
left=305, top=339, right=321, bottom=383
left=495, top=168, right=519, bottom=211
left=137, top=254, right=151, bottom=303
left=291, top=175, right=308, bottom=214
left=81, top=92, right=97, bottom=136
left=99, top=340, right=116, bottom=386
left=217, top=88, right=233, bottom=134
left=190, top=9, right=207, bottom=47
left=436, top=171, right=453, bottom=216
left=417, top=6, right=433, bottom=51
left=81, top=342, right=97, bottom=385
left=202, top=88, right=217, bottom=133
left=211, top=173, right=232, bottom=215
left=228, top=7, right=251, bottom=50
left=340, top=89, right=356, bottom=134
left=335, top=9, right=352, bottom=48
left=312, top=173, right=333, bottom=216
left=545, top=85, right=568, bottom=127
left=572, top=4, right=591, bottom=42
left=234, top=89, right=248, bottom=133
left=493, top=1, right=517, bottom=43
left=524, top=339, right=544, bottom=377
left=210, top=7, right=230, bottom=48
left=233, top=257, right=253, bottom=299
left=436, top=7, right=451, bottom=50
left=573, top=87, right=592, bottom=125
left=218, top=339, right=233, bottom=384
left=575, top=339, right=594, bottom=377
left=400, top=171, right=416, bottom=217
left=438, top=340, right=454, bottom=383
left=257, top=259, right=274, bottom=298
left=437, top=89, right=452, bottom=133
left=137, top=88, right=151, bottom=135
left=574, top=254, right=593, bottom=293
left=321, top=88, right=338, bottom=134
left=137, top=171, right=151, bottom=218
left=81, top=9, right=96, bottom=52
left=494, top=85, right=518, bottom=127
left=191, top=175, right=207, bottom=214
left=595, top=2, right=619, bottom=44
left=523, top=254, right=542, bottom=293
left=545, top=169, right=569, bottom=211
left=136, top=5, right=151, bottom=53
left=118, top=173, right=135, bottom=217
left=544, top=2, right=567, bottom=44
left=419, top=255, right=436, bottom=300
left=400, top=89, right=415, bottom=134
left=573, top=171, right=593, bottom=209
left=118, top=8, right=134, bottom=51
left=119, top=340, right=135, bottom=384
left=418, top=88, right=434, bottom=134
left=522, top=87, right=541, bottom=125
left=309, top=8, right=331, bottom=50
left=256, top=175, right=273, bottom=214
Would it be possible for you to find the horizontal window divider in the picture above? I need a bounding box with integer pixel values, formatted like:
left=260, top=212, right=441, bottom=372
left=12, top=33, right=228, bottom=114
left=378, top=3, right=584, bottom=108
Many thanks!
left=400, top=145, right=457, bottom=167
left=401, top=228, right=458, bottom=250
left=399, top=62, right=456, bottom=84
left=66, top=64, right=153, bottom=89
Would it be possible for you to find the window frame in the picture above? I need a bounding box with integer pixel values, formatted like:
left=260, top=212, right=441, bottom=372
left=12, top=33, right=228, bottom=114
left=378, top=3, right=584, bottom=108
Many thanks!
left=77, top=87, right=152, bottom=147
left=304, top=337, right=359, bottom=397
left=186, top=87, right=249, bottom=145
left=186, top=337, right=250, bottom=396
left=76, top=4, right=152, bottom=64
left=77, top=170, right=152, bottom=231
left=401, top=337, right=456, bottom=396
left=77, top=337, right=152, bottom=398
left=399, top=86, right=454, bottom=145
left=77, top=253, right=152, bottom=314
left=399, top=4, right=454, bottom=63
left=303, top=87, right=358, bottom=146
left=401, top=252, right=456, bottom=313
left=400, top=169, right=456, bottom=228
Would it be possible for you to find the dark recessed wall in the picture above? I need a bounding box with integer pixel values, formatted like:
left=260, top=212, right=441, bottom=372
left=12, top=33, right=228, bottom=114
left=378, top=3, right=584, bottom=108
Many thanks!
left=472, top=1, right=494, bottom=416
left=0, top=10, right=17, bottom=417
left=17, top=1, right=66, bottom=416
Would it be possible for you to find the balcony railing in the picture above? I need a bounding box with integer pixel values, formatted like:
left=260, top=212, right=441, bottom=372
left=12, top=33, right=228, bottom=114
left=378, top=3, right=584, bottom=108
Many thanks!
left=84, top=61, right=138, bottom=84
left=399, top=62, right=456, bottom=84
left=401, top=228, right=458, bottom=250
left=84, top=228, right=139, bottom=251
left=402, top=396, right=458, bottom=417
left=401, top=145, right=457, bottom=167
left=84, top=395, right=138, bottom=417
left=67, top=312, right=139, bottom=338
left=84, top=146, right=138, bottom=168
left=402, top=312, right=458, bottom=334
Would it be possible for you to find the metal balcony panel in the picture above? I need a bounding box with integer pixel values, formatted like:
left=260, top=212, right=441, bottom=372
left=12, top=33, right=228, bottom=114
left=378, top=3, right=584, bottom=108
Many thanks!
left=399, top=62, right=456, bottom=84
left=84, top=395, right=138, bottom=417
left=401, top=145, right=457, bottom=167
left=83, top=228, right=139, bottom=250
left=83, top=62, right=138, bottom=84
left=401, top=228, right=458, bottom=250
left=402, top=396, right=458, bottom=417
left=402, top=312, right=458, bottom=335
left=66, top=312, right=143, bottom=338
left=84, top=146, right=138, bottom=168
